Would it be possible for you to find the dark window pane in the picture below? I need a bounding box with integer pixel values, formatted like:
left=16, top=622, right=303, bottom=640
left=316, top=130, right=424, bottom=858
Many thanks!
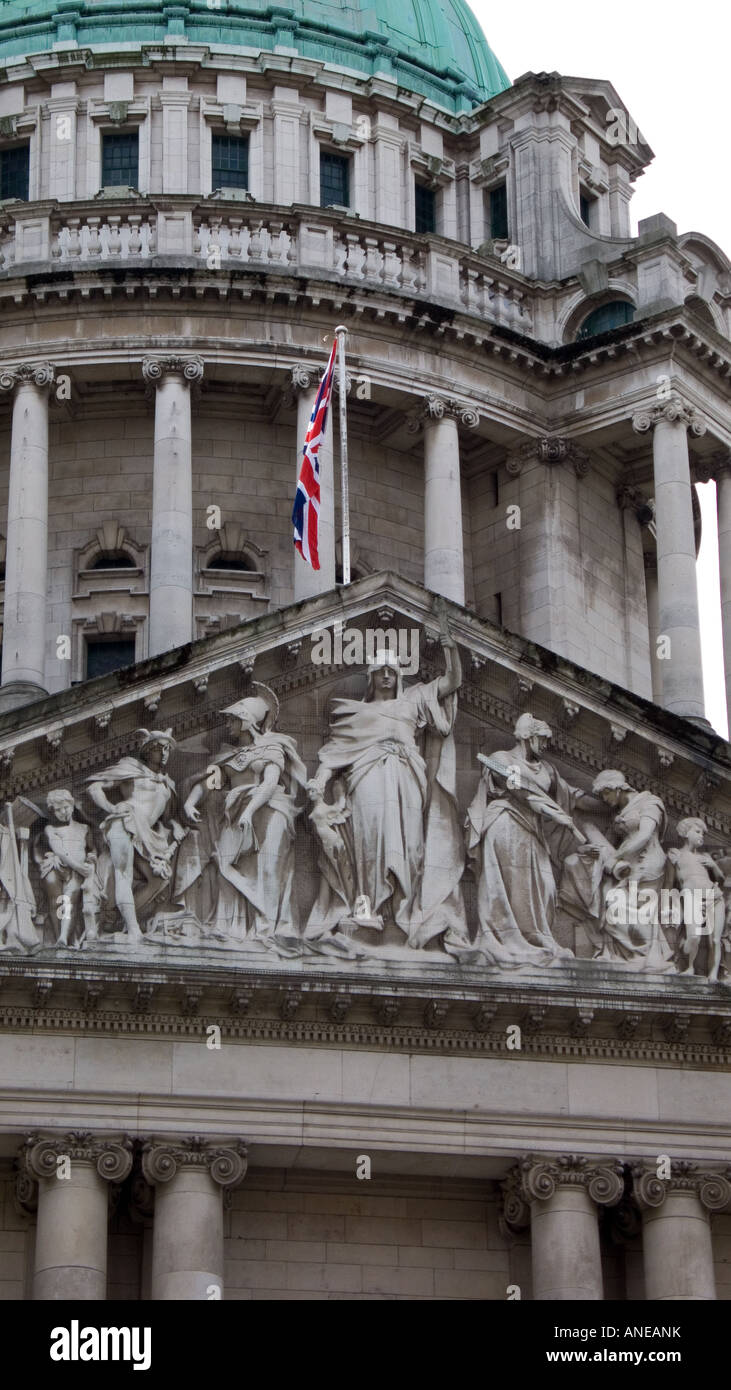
left=320, top=152, right=349, bottom=208
left=86, top=638, right=136, bottom=679
left=89, top=553, right=135, bottom=570
left=101, top=132, right=139, bottom=188
left=580, top=193, right=592, bottom=227
left=206, top=553, right=253, bottom=571
left=576, top=300, right=635, bottom=340
left=212, top=133, right=249, bottom=191
left=415, top=183, right=436, bottom=235
left=0, top=144, right=29, bottom=201
left=489, top=183, right=508, bottom=240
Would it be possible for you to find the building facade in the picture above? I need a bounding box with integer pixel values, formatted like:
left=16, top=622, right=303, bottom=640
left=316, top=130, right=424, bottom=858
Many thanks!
left=0, top=0, right=730, bottom=1302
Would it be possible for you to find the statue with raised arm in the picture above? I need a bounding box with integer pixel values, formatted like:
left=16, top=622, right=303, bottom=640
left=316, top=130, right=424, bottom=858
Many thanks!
left=465, top=714, right=600, bottom=966
left=86, top=729, right=185, bottom=941
left=35, top=789, right=100, bottom=947
left=305, top=606, right=468, bottom=953
left=178, top=684, right=306, bottom=947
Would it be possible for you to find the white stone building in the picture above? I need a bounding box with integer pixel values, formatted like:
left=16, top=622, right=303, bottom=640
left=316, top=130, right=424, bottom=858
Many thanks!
left=0, top=0, right=729, bottom=1303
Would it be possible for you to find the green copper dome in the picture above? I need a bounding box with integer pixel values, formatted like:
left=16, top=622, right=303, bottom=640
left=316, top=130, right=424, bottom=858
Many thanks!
left=0, top=0, right=510, bottom=113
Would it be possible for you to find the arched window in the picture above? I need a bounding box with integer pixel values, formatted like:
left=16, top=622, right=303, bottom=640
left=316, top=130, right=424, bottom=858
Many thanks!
left=576, top=300, right=635, bottom=341
left=88, top=552, right=136, bottom=570
left=206, top=552, right=254, bottom=573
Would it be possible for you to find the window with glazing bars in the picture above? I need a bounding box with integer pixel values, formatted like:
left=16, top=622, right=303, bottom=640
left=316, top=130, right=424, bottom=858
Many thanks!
left=212, top=133, right=249, bottom=191
left=0, top=144, right=29, bottom=201
left=415, top=182, right=436, bottom=234
left=320, top=151, right=349, bottom=207
left=101, top=131, right=139, bottom=188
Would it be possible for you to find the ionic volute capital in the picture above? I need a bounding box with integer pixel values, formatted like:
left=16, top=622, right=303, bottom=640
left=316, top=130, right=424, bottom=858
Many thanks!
left=141, top=1135, right=248, bottom=1189
left=632, top=396, right=707, bottom=438
left=0, top=361, right=55, bottom=394
left=631, top=1161, right=731, bottom=1213
left=416, top=394, right=480, bottom=430
left=142, top=355, right=205, bottom=389
left=519, top=1154, right=624, bottom=1207
left=21, top=1131, right=134, bottom=1184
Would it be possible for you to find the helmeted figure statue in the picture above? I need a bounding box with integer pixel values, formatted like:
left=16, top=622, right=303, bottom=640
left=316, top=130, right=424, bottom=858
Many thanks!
left=86, top=728, right=185, bottom=941
left=465, top=714, right=597, bottom=966
left=178, top=684, right=306, bottom=947
left=305, top=617, right=468, bottom=954
left=35, top=788, right=100, bottom=947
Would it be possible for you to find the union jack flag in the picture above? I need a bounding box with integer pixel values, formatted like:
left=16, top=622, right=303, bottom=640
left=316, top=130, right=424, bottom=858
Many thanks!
left=292, top=338, right=337, bottom=569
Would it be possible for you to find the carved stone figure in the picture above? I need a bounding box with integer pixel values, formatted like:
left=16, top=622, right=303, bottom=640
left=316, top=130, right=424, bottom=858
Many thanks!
left=0, top=804, right=39, bottom=953
left=305, top=619, right=469, bottom=953
left=669, top=817, right=727, bottom=982
left=177, top=685, right=306, bottom=947
left=34, top=789, right=100, bottom=947
left=465, top=714, right=597, bottom=966
left=588, top=770, right=673, bottom=971
left=86, top=729, right=185, bottom=941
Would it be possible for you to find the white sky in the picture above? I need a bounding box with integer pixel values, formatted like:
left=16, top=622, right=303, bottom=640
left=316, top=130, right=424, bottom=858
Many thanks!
left=473, top=0, right=731, bottom=735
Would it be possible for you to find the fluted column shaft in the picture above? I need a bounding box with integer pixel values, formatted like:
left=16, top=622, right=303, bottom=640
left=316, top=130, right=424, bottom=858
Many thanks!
left=644, top=555, right=663, bottom=704
left=142, top=1137, right=247, bottom=1300
left=292, top=368, right=335, bottom=599
left=633, top=399, right=706, bottom=720
left=633, top=1165, right=729, bottom=1301
left=0, top=363, right=55, bottom=708
left=715, top=461, right=731, bottom=724
left=143, top=356, right=203, bottom=657
left=22, top=1133, right=132, bottom=1301
left=423, top=411, right=464, bottom=605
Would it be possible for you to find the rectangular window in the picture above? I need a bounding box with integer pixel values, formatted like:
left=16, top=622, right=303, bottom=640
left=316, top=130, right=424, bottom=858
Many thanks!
left=212, top=133, right=249, bottom=192
left=101, top=131, right=139, bottom=189
left=580, top=192, right=593, bottom=227
left=320, top=151, right=349, bottom=208
left=415, top=182, right=436, bottom=235
left=0, top=144, right=29, bottom=201
left=86, top=637, right=136, bottom=680
left=489, top=182, right=508, bottom=240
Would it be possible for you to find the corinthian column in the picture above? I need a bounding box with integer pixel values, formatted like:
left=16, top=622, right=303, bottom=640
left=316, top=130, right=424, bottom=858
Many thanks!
left=21, top=1132, right=133, bottom=1300
left=290, top=366, right=335, bottom=598
left=142, top=355, right=204, bottom=656
left=417, top=395, right=477, bottom=606
left=506, top=1155, right=624, bottom=1300
left=633, top=1163, right=729, bottom=1300
left=632, top=398, right=707, bottom=720
left=0, top=362, right=55, bottom=710
left=142, top=1136, right=247, bottom=1300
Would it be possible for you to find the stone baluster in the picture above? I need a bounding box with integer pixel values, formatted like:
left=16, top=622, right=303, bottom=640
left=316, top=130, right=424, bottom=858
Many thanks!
left=632, top=399, right=707, bottom=721
left=632, top=1163, right=730, bottom=1300
left=504, top=1155, right=624, bottom=1300
left=142, top=1136, right=248, bottom=1300
left=290, top=365, right=336, bottom=599
left=21, top=1132, right=133, bottom=1300
left=142, top=355, right=204, bottom=656
left=0, top=362, right=55, bottom=710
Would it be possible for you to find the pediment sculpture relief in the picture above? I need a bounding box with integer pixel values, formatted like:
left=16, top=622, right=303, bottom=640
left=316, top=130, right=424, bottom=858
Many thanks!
left=0, top=628, right=730, bottom=983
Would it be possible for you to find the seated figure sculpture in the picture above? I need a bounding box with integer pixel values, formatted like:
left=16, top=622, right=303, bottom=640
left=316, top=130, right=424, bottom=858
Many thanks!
left=305, top=614, right=469, bottom=954
left=86, top=729, right=185, bottom=941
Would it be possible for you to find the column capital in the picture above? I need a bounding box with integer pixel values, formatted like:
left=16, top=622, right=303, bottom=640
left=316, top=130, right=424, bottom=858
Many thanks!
left=631, top=1161, right=731, bottom=1213
left=141, top=1135, right=248, bottom=1190
left=21, top=1131, right=134, bottom=1184
left=506, top=436, right=589, bottom=478
left=0, top=362, right=55, bottom=394
left=142, top=355, right=204, bottom=388
left=632, top=396, right=707, bottom=438
left=408, top=394, right=480, bottom=432
left=514, top=1154, right=625, bottom=1208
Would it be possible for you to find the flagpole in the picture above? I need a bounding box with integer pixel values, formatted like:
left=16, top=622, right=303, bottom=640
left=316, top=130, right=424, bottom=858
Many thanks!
left=334, top=324, right=350, bottom=585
